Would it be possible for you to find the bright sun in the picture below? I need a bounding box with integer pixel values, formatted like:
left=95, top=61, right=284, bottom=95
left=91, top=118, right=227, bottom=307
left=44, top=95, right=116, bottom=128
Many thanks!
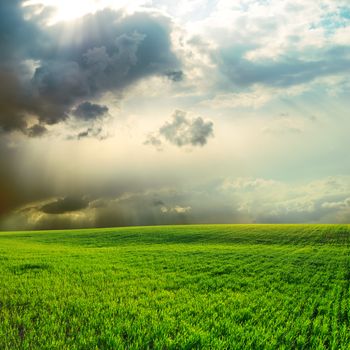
left=24, top=0, right=101, bottom=23
left=23, top=0, right=143, bottom=23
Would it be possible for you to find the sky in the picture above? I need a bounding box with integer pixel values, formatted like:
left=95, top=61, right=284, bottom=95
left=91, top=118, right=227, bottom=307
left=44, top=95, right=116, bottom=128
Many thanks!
left=0, top=0, right=350, bottom=230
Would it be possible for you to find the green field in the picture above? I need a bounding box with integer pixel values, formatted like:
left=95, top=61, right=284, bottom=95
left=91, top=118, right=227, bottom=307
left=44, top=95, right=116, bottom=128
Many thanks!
left=0, top=224, right=349, bottom=349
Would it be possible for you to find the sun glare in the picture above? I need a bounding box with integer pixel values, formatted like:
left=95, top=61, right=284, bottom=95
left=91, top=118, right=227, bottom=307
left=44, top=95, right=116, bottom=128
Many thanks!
left=24, top=0, right=147, bottom=24
left=53, top=0, right=98, bottom=22
left=24, top=0, right=100, bottom=23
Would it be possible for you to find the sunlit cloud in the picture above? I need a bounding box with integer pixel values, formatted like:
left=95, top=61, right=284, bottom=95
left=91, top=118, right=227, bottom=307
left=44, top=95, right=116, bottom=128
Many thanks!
left=23, top=0, right=152, bottom=24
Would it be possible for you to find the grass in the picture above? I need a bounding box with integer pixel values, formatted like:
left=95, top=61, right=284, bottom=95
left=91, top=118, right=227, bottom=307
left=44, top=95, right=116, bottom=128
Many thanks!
left=0, top=224, right=349, bottom=349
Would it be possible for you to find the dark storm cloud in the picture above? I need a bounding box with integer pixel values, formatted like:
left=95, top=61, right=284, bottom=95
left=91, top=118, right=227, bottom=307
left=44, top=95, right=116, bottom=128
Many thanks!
left=0, top=136, right=59, bottom=220
left=40, top=197, right=89, bottom=214
left=0, top=141, right=21, bottom=218
left=90, top=192, right=195, bottom=228
left=25, top=124, right=48, bottom=138
left=0, top=177, right=227, bottom=230
left=72, top=102, right=109, bottom=120
left=0, top=1, right=50, bottom=133
left=0, top=3, right=181, bottom=135
left=0, top=1, right=41, bottom=62
left=2, top=174, right=350, bottom=230
left=216, top=45, right=350, bottom=88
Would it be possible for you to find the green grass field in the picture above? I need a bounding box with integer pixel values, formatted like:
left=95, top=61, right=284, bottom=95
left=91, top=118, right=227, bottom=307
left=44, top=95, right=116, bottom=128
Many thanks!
left=0, top=224, right=349, bottom=349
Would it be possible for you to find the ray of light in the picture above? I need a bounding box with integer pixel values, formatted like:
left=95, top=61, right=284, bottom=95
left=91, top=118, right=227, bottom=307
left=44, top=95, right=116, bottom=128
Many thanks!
left=23, top=0, right=151, bottom=24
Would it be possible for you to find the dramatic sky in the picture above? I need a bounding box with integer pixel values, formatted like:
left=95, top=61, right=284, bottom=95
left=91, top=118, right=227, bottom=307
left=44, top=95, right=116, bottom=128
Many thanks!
left=1, top=0, right=350, bottom=230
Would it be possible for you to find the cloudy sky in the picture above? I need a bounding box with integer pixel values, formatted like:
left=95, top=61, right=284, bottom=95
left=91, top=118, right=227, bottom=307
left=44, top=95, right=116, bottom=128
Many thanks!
left=0, top=0, right=350, bottom=230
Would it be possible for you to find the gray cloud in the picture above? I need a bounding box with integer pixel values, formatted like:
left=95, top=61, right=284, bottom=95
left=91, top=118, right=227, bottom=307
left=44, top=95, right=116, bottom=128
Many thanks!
left=160, top=110, right=214, bottom=147
left=77, top=127, right=106, bottom=140
left=0, top=4, right=181, bottom=135
left=77, top=129, right=95, bottom=139
left=25, top=124, right=48, bottom=138
left=144, top=133, right=163, bottom=150
left=146, top=110, right=214, bottom=149
left=165, top=70, right=184, bottom=82
left=72, top=102, right=109, bottom=121
left=153, top=200, right=165, bottom=206
left=0, top=2, right=51, bottom=133
left=65, top=126, right=108, bottom=141
left=0, top=2, right=41, bottom=63
left=40, top=197, right=89, bottom=214
left=2, top=175, right=350, bottom=230
left=322, top=198, right=350, bottom=210
left=216, top=45, right=350, bottom=88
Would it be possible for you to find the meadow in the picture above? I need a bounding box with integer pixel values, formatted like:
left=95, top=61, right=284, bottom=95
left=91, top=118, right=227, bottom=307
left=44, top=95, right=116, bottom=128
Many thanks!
left=0, top=224, right=349, bottom=349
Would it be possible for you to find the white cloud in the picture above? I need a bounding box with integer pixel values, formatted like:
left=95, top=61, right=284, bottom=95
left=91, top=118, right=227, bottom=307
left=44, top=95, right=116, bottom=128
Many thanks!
left=262, top=115, right=304, bottom=135
left=199, top=83, right=310, bottom=109
left=221, top=175, right=350, bottom=222
left=333, top=26, right=350, bottom=46
left=161, top=205, right=192, bottom=214
left=322, top=198, right=350, bottom=209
